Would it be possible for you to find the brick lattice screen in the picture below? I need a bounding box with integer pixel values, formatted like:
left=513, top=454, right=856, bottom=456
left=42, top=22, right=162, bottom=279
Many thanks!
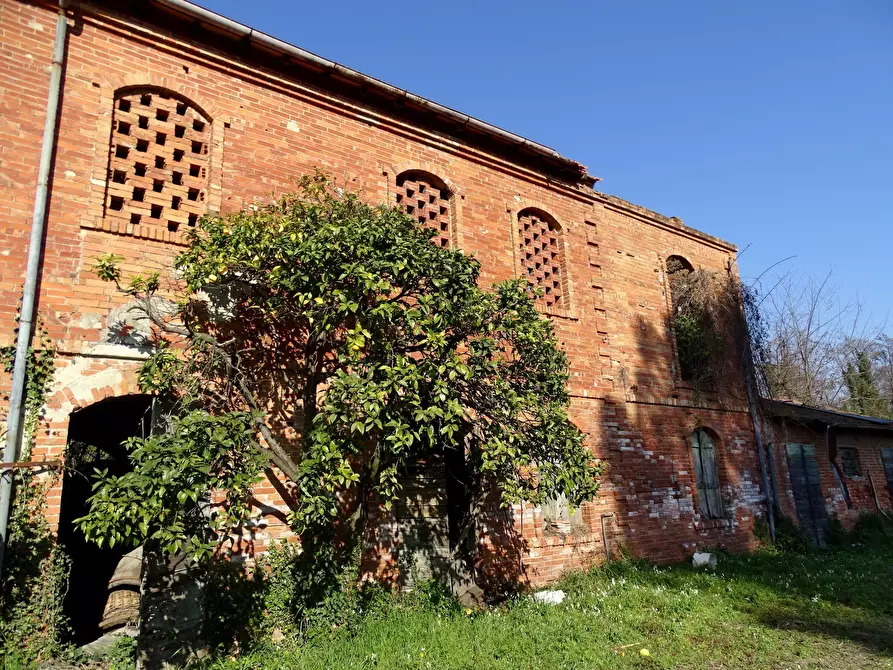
left=518, top=209, right=564, bottom=308
left=104, top=90, right=211, bottom=234
left=395, top=172, right=451, bottom=248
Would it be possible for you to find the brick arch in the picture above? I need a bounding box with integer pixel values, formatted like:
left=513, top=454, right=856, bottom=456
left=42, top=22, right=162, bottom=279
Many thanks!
left=42, top=358, right=144, bottom=431
left=385, top=163, right=464, bottom=249
left=691, top=424, right=721, bottom=445
left=32, top=359, right=145, bottom=523
left=385, top=161, right=464, bottom=197
left=94, top=72, right=224, bottom=122
left=666, top=254, right=694, bottom=276
left=506, top=197, right=565, bottom=229
left=35, top=361, right=148, bottom=532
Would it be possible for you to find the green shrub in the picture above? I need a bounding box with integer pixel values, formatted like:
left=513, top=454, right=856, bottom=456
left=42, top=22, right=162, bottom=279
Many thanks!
left=822, top=512, right=893, bottom=548
left=105, top=635, right=138, bottom=670
left=202, top=536, right=403, bottom=652
left=202, top=555, right=268, bottom=652
left=752, top=516, right=772, bottom=545
left=826, top=515, right=849, bottom=547
left=406, top=579, right=463, bottom=619
left=771, top=514, right=813, bottom=554
left=851, top=512, right=893, bottom=544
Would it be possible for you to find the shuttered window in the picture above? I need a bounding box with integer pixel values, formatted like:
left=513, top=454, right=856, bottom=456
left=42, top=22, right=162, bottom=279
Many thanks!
left=882, top=448, right=893, bottom=494
left=691, top=429, right=723, bottom=519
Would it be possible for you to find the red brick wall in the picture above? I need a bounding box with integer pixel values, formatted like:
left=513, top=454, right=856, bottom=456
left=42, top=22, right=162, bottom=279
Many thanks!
left=767, top=419, right=893, bottom=529
left=0, top=0, right=765, bottom=583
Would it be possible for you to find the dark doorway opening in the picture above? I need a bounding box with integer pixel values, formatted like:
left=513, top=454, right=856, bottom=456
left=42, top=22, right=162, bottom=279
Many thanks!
left=57, top=394, right=152, bottom=645
left=393, top=447, right=474, bottom=591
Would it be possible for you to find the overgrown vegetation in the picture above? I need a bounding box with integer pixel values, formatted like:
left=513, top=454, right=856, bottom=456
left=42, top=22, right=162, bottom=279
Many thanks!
left=665, top=257, right=756, bottom=397
left=194, top=533, right=893, bottom=670
left=78, top=173, right=602, bottom=577
left=0, top=325, right=71, bottom=666
left=200, top=539, right=463, bottom=654
left=754, top=513, right=812, bottom=554
left=751, top=269, right=893, bottom=415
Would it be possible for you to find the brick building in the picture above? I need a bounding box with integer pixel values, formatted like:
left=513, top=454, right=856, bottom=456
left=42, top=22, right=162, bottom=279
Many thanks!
left=1, top=0, right=770, bottom=636
left=764, top=400, right=893, bottom=545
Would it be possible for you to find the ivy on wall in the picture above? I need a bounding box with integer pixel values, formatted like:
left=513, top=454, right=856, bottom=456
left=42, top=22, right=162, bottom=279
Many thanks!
left=0, top=321, right=70, bottom=665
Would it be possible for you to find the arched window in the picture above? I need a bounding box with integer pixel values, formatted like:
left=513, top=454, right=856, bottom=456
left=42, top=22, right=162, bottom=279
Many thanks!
left=666, top=255, right=694, bottom=278
left=666, top=255, right=696, bottom=381
left=394, top=171, right=452, bottom=248
left=105, top=88, right=212, bottom=234
left=690, top=428, right=723, bottom=519
left=517, top=208, right=564, bottom=309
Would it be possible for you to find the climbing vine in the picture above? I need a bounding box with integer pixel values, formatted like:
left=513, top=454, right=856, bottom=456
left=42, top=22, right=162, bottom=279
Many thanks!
left=667, top=260, right=755, bottom=398
left=0, top=319, right=70, bottom=665
left=1, top=319, right=57, bottom=458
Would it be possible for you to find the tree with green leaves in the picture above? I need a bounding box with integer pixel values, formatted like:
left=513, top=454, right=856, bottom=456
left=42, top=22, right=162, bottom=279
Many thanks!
left=76, top=174, right=601, bottom=578
left=843, top=349, right=889, bottom=418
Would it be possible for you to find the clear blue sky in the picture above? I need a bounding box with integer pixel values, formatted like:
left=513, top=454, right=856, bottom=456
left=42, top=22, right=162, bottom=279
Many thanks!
left=196, top=0, right=893, bottom=321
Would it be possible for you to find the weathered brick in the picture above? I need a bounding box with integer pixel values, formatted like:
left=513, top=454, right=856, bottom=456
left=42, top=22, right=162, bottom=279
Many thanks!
left=0, top=0, right=769, bottom=586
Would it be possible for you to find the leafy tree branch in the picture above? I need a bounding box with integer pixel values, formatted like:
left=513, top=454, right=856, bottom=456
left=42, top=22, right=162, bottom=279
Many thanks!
left=78, top=173, right=602, bottom=569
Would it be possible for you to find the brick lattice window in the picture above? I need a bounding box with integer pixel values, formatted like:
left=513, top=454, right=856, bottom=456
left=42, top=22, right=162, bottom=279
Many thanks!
left=105, top=89, right=211, bottom=234
left=395, top=171, right=452, bottom=248
left=518, top=209, right=564, bottom=308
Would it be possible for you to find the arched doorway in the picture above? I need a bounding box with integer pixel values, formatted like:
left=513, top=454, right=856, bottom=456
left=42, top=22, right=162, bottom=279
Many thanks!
left=57, top=394, right=152, bottom=645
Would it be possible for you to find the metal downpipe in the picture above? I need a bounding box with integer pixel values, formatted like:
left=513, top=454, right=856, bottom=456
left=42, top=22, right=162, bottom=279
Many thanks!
left=744, top=353, right=775, bottom=543
left=0, top=0, right=69, bottom=580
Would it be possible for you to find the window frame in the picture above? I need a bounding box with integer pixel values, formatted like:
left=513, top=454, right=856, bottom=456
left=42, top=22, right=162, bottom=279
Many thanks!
left=82, top=83, right=223, bottom=245
left=838, top=446, right=862, bottom=478
left=690, top=428, right=724, bottom=519
left=542, top=491, right=584, bottom=534
left=512, top=206, right=572, bottom=315
left=664, top=254, right=697, bottom=385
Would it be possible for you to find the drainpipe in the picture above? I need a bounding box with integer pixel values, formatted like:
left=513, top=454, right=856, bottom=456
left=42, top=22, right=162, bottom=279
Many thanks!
left=0, top=0, right=69, bottom=580
left=600, top=513, right=615, bottom=562
left=743, top=345, right=775, bottom=543
left=765, top=438, right=780, bottom=516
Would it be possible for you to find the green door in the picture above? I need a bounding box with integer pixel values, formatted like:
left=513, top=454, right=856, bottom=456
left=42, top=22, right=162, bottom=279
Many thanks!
left=785, top=444, right=828, bottom=546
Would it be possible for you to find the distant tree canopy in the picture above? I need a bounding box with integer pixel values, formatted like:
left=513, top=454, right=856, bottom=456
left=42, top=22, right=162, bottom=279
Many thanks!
left=843, top=350, right=889, bottom=418
left=76, top=173, right=602, bottom=562
left=751, top=270, right=893, bottom=418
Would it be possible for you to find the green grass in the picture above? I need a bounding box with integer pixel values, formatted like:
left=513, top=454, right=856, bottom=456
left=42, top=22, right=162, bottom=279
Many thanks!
left=203, top=541, right=893, bottom=670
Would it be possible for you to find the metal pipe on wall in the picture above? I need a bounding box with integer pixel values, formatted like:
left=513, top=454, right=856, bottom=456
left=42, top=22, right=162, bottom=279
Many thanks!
left=0, top=0, right=69, bottom=580
left=743, top=343, right=775, bottom=543
left=600, top=513, right=615, bottom=562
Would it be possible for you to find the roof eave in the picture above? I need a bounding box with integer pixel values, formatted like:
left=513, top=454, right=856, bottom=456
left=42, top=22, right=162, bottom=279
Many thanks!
left=146, top=0, right=598, bottom=187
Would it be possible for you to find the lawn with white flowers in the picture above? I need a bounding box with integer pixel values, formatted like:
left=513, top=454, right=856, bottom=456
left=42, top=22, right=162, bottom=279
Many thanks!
left=204, top=537, right=893, bottom=669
